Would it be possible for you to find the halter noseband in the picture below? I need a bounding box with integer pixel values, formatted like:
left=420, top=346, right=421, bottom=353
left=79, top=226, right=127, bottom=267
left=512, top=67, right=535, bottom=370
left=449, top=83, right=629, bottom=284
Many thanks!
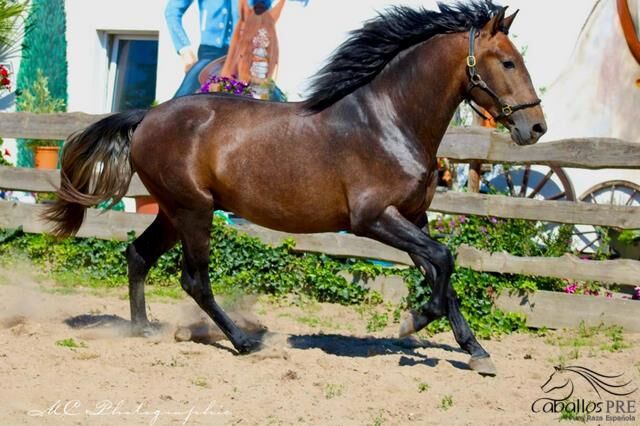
left=465, top=27, right=541, bottom=122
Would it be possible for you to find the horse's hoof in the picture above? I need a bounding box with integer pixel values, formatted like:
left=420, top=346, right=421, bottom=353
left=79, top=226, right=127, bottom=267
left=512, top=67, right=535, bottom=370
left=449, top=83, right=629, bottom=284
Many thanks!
left=131, top=322, right=159, bottom=338
left=399, top=318, right=415, bottom=338
left=468, top=355, right=497, bottom=376
left=174, top=327, right=192, bottom=342
left=399, top=311, right=421, bottom=338
left=236, top=339, right=262, bottom=355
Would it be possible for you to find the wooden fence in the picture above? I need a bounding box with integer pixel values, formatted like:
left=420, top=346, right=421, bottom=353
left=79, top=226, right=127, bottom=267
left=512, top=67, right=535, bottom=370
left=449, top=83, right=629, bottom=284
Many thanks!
left=1, top=112, right=639, bottom=329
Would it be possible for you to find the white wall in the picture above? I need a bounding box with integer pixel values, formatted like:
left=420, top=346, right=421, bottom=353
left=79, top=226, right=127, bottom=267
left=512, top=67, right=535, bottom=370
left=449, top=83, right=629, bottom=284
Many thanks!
left=65, top=0, right=600, bottom=108
left=65, top=0, right=200, bottom=112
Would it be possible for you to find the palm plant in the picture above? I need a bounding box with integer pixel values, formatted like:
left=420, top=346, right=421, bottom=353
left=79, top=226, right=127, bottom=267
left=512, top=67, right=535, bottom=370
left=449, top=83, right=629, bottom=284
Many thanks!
left=0, top=0, right=28, bottom=62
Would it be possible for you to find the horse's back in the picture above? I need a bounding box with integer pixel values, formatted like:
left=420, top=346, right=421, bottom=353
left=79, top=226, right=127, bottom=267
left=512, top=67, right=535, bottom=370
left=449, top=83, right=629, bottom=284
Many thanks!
left=131, top=95, right=352, bottom=232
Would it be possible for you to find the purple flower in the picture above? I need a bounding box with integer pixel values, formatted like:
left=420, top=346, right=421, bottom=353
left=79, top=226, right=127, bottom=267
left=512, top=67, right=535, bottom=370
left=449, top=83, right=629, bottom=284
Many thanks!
left=489, top=217, right=498, bottom=224
left=479, top=226, right=487, bottom=234
left=633, top=287, right=640, bottom=300
left=198, top=74, right=251, bottom=97
left=458, top=215, right=467, bottom=224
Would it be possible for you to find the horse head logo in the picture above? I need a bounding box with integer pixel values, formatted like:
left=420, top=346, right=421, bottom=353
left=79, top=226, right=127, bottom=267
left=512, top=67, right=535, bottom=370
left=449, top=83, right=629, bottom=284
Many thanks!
left=541, top=365, right=637, bottom=401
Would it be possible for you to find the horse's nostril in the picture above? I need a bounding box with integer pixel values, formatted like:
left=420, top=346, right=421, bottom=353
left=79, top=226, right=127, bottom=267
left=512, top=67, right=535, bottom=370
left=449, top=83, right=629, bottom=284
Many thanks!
left=532, top=123, right=547, bottom=135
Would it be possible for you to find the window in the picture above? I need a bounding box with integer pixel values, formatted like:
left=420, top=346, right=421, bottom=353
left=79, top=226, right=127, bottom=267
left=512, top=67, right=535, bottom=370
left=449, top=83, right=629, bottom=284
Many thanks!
left=106, top=35, right=158, bottom=112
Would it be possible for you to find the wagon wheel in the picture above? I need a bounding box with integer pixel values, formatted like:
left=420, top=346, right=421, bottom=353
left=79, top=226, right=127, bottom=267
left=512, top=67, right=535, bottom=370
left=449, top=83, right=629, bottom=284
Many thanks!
left=482, top=165, right=576, bottom=201
left=478, top=165, right=576, bottom=245
left=574, top=180, right=640, bottom=258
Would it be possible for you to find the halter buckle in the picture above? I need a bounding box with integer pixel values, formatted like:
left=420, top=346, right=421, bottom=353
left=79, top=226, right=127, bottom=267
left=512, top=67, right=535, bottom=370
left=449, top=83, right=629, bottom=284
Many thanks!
left=466, top=55, right=477, bottom=68
left=501, top=105, right=513, bottom=116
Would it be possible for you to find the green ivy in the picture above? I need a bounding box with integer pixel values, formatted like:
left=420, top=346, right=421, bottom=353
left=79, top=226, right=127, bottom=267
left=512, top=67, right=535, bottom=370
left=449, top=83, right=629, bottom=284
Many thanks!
left=0, top=217, right=368, bottom=304
left=0, top=214, right=574, bottom=337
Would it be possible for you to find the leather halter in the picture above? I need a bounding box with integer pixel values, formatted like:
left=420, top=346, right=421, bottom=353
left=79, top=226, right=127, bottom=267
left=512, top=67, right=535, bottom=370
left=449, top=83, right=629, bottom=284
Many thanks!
left=464, top=27, right=541, bottom=122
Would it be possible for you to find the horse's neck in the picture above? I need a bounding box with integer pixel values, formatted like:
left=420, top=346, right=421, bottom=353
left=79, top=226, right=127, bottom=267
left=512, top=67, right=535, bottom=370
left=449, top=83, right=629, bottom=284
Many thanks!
left=354, top=35, right=467, bottom=159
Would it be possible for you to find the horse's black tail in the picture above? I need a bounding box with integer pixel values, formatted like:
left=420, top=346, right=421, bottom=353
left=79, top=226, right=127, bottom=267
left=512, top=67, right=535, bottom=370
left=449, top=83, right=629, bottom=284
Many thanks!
left=42, top=109, right=148, bottom=237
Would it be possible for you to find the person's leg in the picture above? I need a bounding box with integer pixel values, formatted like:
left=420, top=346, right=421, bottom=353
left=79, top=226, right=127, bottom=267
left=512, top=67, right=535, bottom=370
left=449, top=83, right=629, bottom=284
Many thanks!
left=173, top=45, right=228, bottom=98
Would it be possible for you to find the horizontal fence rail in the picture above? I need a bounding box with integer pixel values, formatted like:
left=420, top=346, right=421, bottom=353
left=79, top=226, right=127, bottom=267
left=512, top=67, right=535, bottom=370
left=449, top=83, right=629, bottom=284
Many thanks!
left=1, top=165, right=637, bottom=228
left=1, top=112, right=640, bottom=169
left=0, top=165, right=149, bottom=197
left=496, top=290, right=640, bottom=332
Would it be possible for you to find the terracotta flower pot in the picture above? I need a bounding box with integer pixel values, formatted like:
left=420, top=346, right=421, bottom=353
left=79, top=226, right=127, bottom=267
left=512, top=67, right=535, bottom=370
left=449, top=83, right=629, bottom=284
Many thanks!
left=135, top=196, right=159, bottom=215
left=33, top=146, right=60, bottom=169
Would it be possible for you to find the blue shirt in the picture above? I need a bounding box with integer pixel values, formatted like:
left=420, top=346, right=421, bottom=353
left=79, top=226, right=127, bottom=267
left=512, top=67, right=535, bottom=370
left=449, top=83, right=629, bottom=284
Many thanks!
left=165, top=0, right=254, bottom=52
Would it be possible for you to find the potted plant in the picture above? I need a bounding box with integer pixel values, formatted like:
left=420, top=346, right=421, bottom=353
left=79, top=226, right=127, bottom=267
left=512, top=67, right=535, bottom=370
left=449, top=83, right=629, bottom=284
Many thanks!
left=17, top=69, right=66, bottom=169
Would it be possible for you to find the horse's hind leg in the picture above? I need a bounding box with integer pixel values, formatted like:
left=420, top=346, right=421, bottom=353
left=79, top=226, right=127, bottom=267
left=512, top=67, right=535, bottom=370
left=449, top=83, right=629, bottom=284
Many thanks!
left=176, top=207, right=259, bottom=354
left=127, top=211, right=178, bottom=335
left=354, top=206, right=495, bottom=375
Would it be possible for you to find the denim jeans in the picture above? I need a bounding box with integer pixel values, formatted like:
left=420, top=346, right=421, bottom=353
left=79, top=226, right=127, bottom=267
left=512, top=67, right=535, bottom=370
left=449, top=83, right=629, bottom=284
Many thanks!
left=173, top=45, right=228, bottom=98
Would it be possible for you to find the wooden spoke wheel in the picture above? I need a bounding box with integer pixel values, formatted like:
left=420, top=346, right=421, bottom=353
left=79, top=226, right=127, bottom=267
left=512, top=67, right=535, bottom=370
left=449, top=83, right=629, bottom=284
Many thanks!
left=478, top=165, right=575, bottom=247
left=482, top=165, right=576, bottom=201
left=574, top=180, right=640, bottom=258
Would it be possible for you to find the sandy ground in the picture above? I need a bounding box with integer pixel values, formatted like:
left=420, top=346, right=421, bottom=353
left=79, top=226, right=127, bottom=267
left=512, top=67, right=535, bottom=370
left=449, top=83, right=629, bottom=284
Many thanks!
left=1, top=268, right=639, bottom=426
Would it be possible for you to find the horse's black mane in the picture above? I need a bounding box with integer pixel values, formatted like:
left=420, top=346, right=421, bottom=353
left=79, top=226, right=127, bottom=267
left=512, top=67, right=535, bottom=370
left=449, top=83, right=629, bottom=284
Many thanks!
left=303, top=0, right=503, bottom=112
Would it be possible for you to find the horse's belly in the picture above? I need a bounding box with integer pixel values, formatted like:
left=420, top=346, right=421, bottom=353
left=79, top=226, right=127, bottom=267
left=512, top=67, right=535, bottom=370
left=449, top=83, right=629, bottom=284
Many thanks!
left=220, top=194, right=350, bottom=233
left=213, top=175, right=350, bottom=233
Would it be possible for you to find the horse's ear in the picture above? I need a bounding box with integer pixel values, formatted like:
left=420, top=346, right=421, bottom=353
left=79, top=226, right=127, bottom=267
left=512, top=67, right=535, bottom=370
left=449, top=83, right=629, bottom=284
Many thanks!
left=500, top=9, right=519, bottom=35
left=490, top=6, right=508, bottom=36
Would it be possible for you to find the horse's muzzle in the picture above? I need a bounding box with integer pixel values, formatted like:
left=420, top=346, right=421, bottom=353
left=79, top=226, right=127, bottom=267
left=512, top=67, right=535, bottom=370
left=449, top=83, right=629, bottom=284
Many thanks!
left=510, top=117, right=547, bottom=146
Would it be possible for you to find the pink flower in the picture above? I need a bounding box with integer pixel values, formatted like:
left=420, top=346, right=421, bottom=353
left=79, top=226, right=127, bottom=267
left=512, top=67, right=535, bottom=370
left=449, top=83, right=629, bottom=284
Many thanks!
left=564, top=283, right=578, bottom=294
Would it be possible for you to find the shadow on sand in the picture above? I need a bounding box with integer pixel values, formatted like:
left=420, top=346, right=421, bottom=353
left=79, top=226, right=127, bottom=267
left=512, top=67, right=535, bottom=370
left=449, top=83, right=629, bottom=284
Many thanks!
left=63, top=315, right=469, bottom=370
left=287, top=334, right=470, bottom=371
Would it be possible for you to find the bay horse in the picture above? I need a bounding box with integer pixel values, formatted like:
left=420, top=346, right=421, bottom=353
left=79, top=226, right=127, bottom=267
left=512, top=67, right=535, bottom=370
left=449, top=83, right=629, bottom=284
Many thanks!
left=44, top=1, right=546, bottom=376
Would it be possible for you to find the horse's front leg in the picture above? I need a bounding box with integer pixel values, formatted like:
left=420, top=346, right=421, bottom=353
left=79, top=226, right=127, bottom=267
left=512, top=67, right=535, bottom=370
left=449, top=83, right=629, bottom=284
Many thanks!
left=352, top=205, right=496, bottom=376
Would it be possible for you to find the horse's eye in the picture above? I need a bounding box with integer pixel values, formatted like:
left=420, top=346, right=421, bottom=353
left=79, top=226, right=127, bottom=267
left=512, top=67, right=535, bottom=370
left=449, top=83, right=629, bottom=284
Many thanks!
left=503, top=60, right=516, bottom=69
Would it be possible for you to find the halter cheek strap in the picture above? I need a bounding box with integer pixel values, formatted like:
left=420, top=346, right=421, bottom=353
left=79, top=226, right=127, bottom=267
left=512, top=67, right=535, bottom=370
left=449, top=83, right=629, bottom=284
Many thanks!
left=465, top=27, right=541, bottom=122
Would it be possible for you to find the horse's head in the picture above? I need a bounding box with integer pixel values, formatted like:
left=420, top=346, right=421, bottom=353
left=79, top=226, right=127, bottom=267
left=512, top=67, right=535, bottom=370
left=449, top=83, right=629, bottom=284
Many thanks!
left=465, top=7, right=546, bottom=145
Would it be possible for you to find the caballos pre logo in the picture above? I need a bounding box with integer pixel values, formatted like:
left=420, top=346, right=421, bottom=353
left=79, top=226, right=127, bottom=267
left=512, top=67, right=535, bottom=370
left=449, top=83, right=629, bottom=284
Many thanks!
left=531, top=365, right=638, bottom=422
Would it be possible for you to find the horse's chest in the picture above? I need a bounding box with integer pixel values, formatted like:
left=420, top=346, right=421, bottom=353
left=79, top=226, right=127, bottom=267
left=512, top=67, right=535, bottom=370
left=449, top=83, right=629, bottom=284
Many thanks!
left=377, top=133, right=427, bottom=182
